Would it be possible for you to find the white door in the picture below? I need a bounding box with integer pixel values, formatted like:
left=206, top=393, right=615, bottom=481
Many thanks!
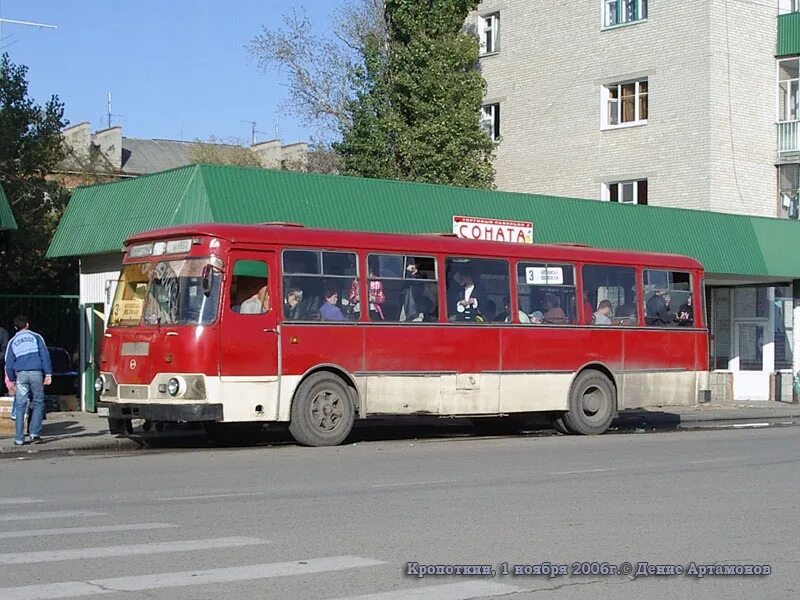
left=732, top=322, right=770, bottom=401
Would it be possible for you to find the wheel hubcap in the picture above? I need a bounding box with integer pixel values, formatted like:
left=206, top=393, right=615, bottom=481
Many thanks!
left=581, top=386, right=604, bottom=418
left=311, top=390, right=342, bottom=431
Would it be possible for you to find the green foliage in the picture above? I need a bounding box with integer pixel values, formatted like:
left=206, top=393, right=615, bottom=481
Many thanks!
left=336, top=0, right=495, bottom=188
left=0, top=53, right=75, bottom=293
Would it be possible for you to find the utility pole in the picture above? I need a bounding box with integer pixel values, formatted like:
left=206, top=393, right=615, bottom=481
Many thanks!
left=0, top=5, right=57, bottom=52
left=242, top=120, right=269, bottom=145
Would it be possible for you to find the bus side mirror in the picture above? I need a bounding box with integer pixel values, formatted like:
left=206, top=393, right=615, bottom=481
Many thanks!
left=201, top=264, right=213, bottom=295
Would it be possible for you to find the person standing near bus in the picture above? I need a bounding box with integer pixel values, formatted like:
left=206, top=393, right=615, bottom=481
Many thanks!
left=4, top=315, right=52, bottom=446
left=0, top=324, right=8, bottom=395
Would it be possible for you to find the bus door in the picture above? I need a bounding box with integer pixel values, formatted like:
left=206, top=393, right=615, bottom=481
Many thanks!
left=220, top=251, right=280, bottom=420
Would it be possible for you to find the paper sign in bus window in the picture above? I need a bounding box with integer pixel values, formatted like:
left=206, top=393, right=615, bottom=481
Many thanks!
left=526, top=266, right=564, bottom=285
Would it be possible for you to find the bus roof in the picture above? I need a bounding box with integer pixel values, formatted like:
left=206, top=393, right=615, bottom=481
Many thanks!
left=126, top=223, right=704, bottom=271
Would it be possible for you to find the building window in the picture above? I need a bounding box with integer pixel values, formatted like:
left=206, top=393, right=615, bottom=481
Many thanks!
left=604, top=0, right=647, bottom=27
left=779, top=58, right=799, bottom=122
left=779, top=164, right=800, bottom=219
left=603, top=79, right=648, bottom=127
left=603, top=179, right=648, bottom=205
left=478, top=12, right=499, bottom=54
left=481, top=103, right=500, bottom=140
left=779, top=0, right=800, bottom=15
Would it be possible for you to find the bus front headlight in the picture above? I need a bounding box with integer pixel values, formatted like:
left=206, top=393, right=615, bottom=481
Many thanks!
left=167, top=377, right=183, bottom=397
left=94, top=377, right=104, bottom=393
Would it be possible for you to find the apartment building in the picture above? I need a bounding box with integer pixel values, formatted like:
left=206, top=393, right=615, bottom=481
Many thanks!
left=475, top=0, right=800, bottom=218
left=473, top=1, right=800, bottom=400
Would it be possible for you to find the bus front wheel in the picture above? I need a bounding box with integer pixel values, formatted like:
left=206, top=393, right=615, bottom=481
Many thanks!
left=289, top=373, right=355, bottom=447
left=562, top=371, right=615, bottom=435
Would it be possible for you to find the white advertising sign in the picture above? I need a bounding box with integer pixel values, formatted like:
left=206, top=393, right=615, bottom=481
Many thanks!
left=452, top=216, right=534, bottom=244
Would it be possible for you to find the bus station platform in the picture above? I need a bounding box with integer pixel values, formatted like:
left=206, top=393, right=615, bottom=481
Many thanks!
left=1, top=401, right=799, bottom=457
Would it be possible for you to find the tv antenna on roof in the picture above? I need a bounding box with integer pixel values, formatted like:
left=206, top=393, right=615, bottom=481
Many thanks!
left=0, top=6, right=57, bottom=51
left=105, top=92, right=124, bottom=128
left=242, top=120, right=270, bottom=145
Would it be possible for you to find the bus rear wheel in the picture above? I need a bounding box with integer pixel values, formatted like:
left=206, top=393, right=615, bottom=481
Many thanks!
left=289, top=373, right=355, bottom=447
left=562, top=370, right=615, bottom=435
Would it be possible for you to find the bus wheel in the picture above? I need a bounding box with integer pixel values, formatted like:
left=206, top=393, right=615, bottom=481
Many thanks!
left=289, top=373, right=354, bottom=447
left=563, top=371, right=615, bottom=435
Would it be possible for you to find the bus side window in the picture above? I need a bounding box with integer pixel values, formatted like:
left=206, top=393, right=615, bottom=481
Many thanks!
left=445, top=257, right=510, bottom=323
left=230, top=260, right=269, bottom=314
left=517, top=263, right=576, bottom=325
left=643, top=269, right=692, bottom=327
left=282, top=249, right=358, bottom=322
left=366, top=254, right=439, bottom=322
left=581, top=265, right=638, bottom=326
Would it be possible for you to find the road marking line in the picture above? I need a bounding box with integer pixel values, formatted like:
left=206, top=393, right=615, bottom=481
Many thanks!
left=549, top=468, right=618, bottom=475
left=0, top=523, right=178, bottom=540
left=0, top=537, right=268, bottom=565
left=371, top=480, right=457, bottom=488
left=0, top=555, right=384, bottom=600
left=326, top=581, right=524, bottom=600
left=689, top=457, right=744, bottom=465
left=731, top=423, right=771, bottom=429
left=158, top=492, right=262, bottom=501
left=0, top=511, right=104, bottom=522
left=0, top=498, right=43, bottom=506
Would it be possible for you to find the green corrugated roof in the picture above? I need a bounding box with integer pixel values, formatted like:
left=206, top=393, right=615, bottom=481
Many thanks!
left=47, top=164, right=800, bottom=279
left=0, top=183, right=18, bottom=230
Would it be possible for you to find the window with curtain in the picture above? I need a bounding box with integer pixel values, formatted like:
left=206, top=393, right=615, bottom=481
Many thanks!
left=603, top=79, right=648, bottom=127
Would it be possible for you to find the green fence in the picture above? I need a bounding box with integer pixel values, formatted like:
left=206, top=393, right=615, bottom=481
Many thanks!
left=0, top=294, right=81, bottom=357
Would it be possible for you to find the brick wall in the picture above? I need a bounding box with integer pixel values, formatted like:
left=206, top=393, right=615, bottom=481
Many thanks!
left=474, top=0, right=778, bottom=216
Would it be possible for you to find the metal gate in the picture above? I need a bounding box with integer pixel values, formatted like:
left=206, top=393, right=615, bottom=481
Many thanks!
left=0, top=294, right=80, bottom=357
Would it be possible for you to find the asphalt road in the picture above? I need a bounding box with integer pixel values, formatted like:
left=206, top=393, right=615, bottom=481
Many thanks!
left=0, top=427, right=797, bottom=600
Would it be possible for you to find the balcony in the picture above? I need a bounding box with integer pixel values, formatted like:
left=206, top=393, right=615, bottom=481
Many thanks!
left=778, top=121, right=800, bottom=154
left=778, top=12, right=800, bottom=57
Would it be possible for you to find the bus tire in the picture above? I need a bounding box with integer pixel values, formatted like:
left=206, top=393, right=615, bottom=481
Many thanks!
left=562, top=370, right=615, bottom=435
left=289, top=373, right=355, bottom=447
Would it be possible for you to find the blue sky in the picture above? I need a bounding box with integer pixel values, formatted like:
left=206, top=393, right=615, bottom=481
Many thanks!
left=0, top=0, right=343, bottom=144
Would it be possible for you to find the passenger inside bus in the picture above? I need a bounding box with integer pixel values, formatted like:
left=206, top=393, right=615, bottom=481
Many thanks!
left=592, top=299, right=614, bottom=325
left=284, top=288, right=308, bottom=321
left=542, top=293, right=567, bottom=324
left=240, top=285, right=269, bottom=314
left=320, top=289, right=348, bottom=321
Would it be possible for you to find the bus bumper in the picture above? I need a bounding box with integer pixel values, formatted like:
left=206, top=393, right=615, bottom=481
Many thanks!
left=98, top=401, right=223, bottom=422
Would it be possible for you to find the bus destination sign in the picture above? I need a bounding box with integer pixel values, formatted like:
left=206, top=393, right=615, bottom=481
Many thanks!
left=452, top=216, right=534, bottom=244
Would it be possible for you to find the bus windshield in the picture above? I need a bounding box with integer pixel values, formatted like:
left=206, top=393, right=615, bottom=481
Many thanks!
left=142, top=258, right=222, bottom=326
left=109, top=263, right=154, bottom=327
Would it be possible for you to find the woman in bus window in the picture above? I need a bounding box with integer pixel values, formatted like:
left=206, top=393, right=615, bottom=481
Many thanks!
left=349, top=268, right=385, bottom=320
left=320, top=289, right=347, bottom=321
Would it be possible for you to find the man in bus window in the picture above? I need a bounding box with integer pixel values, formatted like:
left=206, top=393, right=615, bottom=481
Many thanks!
left=240, top=285, right=269, bottom=314
left=646, top=289, right=677, bottom=326
left=593, top=299, right=614, bottom=325
left=542, top=293, right=567, bottom=324
left=454, top=267, right=488, bottom=321
left=320, top=289, right=347, bottom=321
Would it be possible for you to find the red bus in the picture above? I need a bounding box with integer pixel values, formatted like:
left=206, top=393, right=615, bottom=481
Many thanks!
left=96, top=224, right=709, bottom=446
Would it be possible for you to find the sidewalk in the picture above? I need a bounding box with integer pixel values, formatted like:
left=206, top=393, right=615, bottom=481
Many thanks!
left=1, top=401, right=799, bottom=457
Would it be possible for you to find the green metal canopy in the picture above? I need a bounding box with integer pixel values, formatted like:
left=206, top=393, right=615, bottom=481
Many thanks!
left=47, top=163, right=800, bottom=279
left=0, top=183, right=18, bottom=231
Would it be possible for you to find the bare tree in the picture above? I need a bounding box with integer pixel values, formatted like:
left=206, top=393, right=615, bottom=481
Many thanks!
left=247, top=1, right=387, bottom=141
